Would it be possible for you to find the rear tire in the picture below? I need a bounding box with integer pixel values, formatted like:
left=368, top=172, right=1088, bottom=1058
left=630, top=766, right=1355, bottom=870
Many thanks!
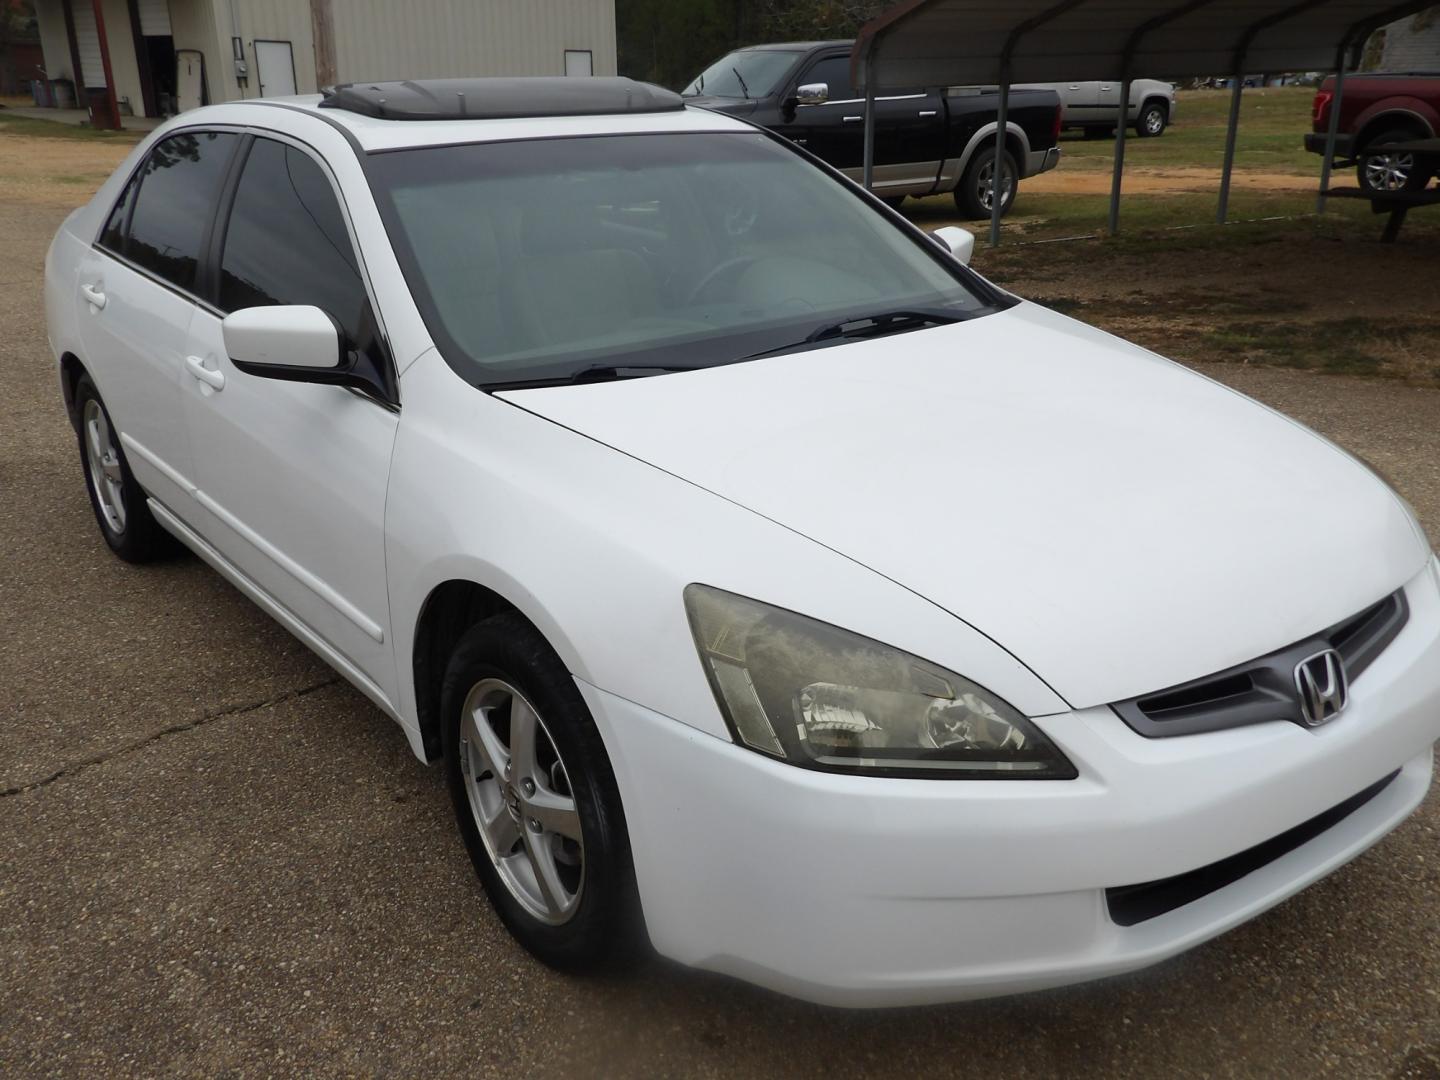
left=441, top=613, right=642, bottom=972
left=1135, top=102, right=1167, bottom=138
left=881, top=195, right=906, bottom=209
left=1357, top=129, right=1430, bottom=195
left=955, top=144, right=1018, bottom=220
left=73, top=374, right=176, bottom=563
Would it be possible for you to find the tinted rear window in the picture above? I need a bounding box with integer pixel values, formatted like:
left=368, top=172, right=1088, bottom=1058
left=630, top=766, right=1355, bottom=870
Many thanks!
left=126, top=131, right=240, bottom=292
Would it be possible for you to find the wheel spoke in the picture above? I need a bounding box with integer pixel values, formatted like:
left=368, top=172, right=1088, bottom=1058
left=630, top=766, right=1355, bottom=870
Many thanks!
left=464, top=709, right=509, bottom=779
left=86, top=419, right=105, bottom=464
left=508, top=695, right=540, bottom=779
left=525, top=787, right=582, bottom=843
left=522, top=829, right=568, bottom=916
left=479, top=799, right=522, bottom=855
left=101, top=456, right=123, bottom=483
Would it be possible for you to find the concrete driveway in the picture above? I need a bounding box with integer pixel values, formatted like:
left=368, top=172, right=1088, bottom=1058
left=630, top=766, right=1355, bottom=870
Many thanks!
left=3, top=195, right=1439, bottom=1078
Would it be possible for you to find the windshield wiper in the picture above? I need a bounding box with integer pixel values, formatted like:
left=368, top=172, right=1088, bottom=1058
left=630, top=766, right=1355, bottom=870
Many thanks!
left=732, top=66, right=750, bottom=99
left=741, top=307, right=966, bottom=363
left=568, top=363, right=700, bottom=384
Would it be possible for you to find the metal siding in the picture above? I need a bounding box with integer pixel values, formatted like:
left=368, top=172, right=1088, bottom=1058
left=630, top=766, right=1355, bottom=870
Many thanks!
left=72, top=2, right=104, bottom=87
left=137, top=0, right=172, bottom=36
left=330, top=0, right=617, bottom=83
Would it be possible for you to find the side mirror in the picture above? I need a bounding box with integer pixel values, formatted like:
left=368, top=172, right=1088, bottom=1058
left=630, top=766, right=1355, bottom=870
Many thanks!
left=931, top=226, right=975, bottom=266
left=795, top=82, right=829, bottom=106
left=223, top=305, right=344, bottom=371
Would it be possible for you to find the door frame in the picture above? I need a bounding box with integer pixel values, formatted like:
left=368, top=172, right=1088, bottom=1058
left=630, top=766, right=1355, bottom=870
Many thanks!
left=252, top=39, right=298, bottom=97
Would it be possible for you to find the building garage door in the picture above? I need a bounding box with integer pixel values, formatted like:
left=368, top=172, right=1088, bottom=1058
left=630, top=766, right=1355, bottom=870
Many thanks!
left=137, top=0, right=172, bottom=37
left=71, top=2, right=104, bottom=87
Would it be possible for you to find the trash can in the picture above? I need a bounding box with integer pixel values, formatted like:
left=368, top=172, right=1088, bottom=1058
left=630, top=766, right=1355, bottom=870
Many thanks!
left=31, top=77, right=54, bottom=107
left=49, top=78, right=75, bottom=109
left=86, top=87, right=119, bottom=130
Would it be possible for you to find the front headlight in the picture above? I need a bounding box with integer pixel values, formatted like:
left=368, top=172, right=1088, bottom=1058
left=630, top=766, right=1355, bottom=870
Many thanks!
left=684, top=585, right=1076, bottom=779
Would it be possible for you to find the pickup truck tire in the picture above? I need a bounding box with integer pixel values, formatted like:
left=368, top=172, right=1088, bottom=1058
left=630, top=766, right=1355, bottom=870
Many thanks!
left=882, top=195, right=906, bottom=209
left=956, top=145, right=1018, bottom=220
left=1135, top=102, right=1167, bottom=138
left=1357, top=130, right=1431, bottom=195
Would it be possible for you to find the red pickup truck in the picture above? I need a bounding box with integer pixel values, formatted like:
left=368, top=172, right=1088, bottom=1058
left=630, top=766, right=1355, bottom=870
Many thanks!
left=1305, top=73, right=1440, bottom=195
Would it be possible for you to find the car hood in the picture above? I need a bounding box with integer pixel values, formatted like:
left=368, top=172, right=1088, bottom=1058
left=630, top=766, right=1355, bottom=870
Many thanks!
left=501, top=303, right=1430, bottom=710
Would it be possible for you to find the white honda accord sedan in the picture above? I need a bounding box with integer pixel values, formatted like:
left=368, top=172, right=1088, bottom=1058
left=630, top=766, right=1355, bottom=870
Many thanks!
left=46, top=77, right=1440, bottom=1007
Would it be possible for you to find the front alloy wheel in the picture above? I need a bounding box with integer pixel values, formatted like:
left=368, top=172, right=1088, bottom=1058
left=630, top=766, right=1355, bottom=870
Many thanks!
left=458, top=678, right=584, bottom=924
left=441, top=613, right=641, bottom=971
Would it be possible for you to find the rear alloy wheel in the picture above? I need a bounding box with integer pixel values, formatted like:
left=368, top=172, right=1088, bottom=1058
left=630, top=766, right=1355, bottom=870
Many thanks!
left=956, top=144, right=1018, bottom=220
left=74, top=374, right=176, bottom=563
left=441, top=614, right=641, bottom=970
left=1135, top=102, right=1167, bottom=138
left=1358, top=130, right=1430, bottom=195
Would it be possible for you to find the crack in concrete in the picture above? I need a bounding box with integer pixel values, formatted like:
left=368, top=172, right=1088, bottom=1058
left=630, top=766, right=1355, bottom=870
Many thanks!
left=0, top=677, right=342, bottom=798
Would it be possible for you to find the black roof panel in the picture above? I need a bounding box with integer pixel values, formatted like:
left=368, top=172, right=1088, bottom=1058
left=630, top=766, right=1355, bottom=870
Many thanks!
left=318, top=77, right=685, bottom=121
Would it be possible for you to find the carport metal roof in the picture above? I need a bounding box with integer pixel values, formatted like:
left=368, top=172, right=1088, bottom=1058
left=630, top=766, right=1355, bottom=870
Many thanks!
left=849, top=0, right=1435, bottom=244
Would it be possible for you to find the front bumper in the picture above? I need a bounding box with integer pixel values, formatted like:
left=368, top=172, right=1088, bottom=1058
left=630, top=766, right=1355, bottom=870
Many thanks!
left=1024, top=145, right=1061, bottom=179
left=582, top=557, right=1440, bottom=1007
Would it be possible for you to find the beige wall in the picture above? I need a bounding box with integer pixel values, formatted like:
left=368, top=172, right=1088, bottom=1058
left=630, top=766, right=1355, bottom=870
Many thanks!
left=168, top=0, right=223, bottom=106
left=33, top=0, right=73, bottom=84
left=330, top=0, right=618, bottom=84
left=34, top=0, right=147, bottom=116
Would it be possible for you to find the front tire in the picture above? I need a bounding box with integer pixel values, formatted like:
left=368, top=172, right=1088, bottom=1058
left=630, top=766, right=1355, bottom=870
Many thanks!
left=441, top=613, right=641, bottom=971
left=955, top=143, right=1018, bottom=220
left=1135, top=102, right=1167, bottom=138
left=1357, top=129, right=1430, bottom=195
left=73, top=374, right=175, bottom=563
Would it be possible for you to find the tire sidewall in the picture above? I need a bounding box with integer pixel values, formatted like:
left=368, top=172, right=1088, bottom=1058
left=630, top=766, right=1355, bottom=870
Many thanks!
left=1358, top=130, right=1428, bottom=194
left=74, top=375, right=159, bottom=561
left=957, top=145, right=1018, bottom=219
left=440, top=616, right=639, bottom=970
left=1136, top=103, right=1166, bottom=137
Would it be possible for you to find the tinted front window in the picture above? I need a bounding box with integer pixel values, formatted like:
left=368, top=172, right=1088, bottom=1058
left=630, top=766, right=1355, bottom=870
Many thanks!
left=218, top=137, right=367, bottom=346
left=799, top=56, right=856, bottom=100
left=126, top=131, right=240, bottom=291
left=370, top=132, right=996, bottom=388
left=683, top=49, right=801, bottom=99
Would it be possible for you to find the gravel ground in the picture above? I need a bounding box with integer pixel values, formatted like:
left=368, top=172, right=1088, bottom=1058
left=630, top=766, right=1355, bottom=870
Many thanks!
left=3, top=161, right=1439, bottom=1078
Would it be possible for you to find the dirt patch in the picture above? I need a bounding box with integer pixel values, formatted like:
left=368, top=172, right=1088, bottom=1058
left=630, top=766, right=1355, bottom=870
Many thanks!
left=1027, top=165, right=1317, bottom=196
left=981, top=224, right=1440, bottom=386
left=0, top=129, right=135, bottom=207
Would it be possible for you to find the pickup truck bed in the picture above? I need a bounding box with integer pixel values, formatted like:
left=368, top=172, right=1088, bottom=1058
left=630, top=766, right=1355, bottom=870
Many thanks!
left=1305, top=73, right=1440, bottom=195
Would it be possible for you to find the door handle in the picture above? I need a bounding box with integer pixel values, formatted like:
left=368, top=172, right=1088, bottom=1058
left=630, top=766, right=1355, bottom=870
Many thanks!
left=842, top=115, right=862, bottom=123
left=185, top=355, right=226, bottom=391
left=918, top=109, right=938, bottom=118
left=80, top=283, right=107, bottom=310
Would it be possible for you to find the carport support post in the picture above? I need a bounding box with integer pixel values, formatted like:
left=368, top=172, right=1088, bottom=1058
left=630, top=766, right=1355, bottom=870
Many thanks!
left=862, top=52, right=877, bottom=192
left=1108, top=78, right=1132, bottom=235
left=1317, top=48, right=1348, bottom=214
left=1217, top=75, right=1244, bottom=224
left=990, top=79, right=1011, bottom=247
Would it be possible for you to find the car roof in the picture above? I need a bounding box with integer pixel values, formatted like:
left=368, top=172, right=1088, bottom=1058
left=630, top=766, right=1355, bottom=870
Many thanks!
left=167, top=91, right=755, bottom=153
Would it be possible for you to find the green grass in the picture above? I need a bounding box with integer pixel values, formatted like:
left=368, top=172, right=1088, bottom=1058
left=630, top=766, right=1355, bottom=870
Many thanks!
left=0, top=111, right=143, bottom=143
left=1200, top=316, right=1440, bottom=376
left=1058, top=86, right=1321, bottom=175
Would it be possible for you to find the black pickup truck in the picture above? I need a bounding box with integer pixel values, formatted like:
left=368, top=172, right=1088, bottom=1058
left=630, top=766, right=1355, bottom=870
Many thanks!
left=683, top=41, right=1063, bottom=219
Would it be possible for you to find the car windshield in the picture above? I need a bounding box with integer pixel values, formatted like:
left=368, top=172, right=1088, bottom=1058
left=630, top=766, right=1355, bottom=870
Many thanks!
left=682, top=50, right=800, bottom=99
left=368, top=132, right=1000, bottom=389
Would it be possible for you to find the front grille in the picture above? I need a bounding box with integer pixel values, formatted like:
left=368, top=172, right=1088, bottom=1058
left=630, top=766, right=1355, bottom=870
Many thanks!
left=1111, top=589, right=1408, bottom=738
left=1105, top=770, right=1400, bottom=927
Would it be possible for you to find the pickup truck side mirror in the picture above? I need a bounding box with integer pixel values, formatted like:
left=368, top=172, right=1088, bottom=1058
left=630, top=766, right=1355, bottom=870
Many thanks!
left=795, top=82, right=829, bottom=106
left=930, top=226, right=976, bottom=266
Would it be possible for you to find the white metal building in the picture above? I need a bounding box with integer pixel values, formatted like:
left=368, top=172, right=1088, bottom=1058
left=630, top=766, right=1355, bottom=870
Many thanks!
left=33, top=0, right=616, bottom=120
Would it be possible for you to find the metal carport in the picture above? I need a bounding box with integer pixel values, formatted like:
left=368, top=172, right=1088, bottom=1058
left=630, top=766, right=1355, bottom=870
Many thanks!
left=850, top=0, right=1435, bottom=245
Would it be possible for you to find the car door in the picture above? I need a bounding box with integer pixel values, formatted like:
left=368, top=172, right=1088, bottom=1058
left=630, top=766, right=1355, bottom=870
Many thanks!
left=784, top=53, right=944, bottom=193
left=76, top=129, right=243, bottom=517
left=180, top=132, right=400, bottom=707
